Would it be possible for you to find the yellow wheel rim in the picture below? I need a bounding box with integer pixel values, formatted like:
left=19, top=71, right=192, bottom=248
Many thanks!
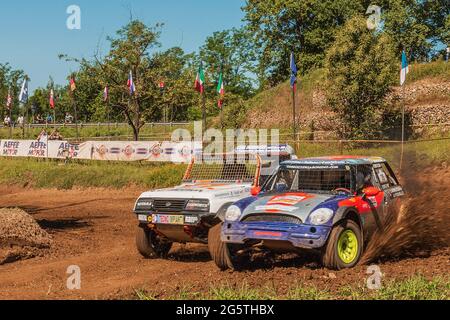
left=337, top=229, right=359, bottom=264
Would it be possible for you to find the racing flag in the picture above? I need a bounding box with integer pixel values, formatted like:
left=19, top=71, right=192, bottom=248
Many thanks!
left=400, top=50, right=409, bottom=86
left=19, top=79, right=29, bottom=104
left=6, top=88, right=12, bottom=109
left=194, top=62, right=205, bottom=93
left=103, top=86, right=109, bottom=102
left=70, top=76, right=76, bottom=92
left=217, top=71, right=225, bottom=109
left=127, top=71, right=136, bottom=95
left=290, top=52, right=298, bottom=92
left=49, top=89, right=55, bottom=109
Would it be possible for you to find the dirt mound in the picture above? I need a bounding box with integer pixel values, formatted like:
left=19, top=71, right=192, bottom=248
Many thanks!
left=362, top=165, right=450, bottom=264
left=0, top=208, right=52, bottom=265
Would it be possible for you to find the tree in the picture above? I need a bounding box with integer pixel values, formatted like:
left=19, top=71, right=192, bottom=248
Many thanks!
left=421, top=0, right=450, bottom=47
left=0, top=63, right=26, bottom=119
left=148, top=47, right=199, bottom=122
left=380, top=0, right=432, bottom=61
left=243, top=0, right=366, bottom=86
left=93, top=20, right=162, bottom=141
left=200, top=27, right=258, bottom=98
left=325, top=16, right=398, bottom=139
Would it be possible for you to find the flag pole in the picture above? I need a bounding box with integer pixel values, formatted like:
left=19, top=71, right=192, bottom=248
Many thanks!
left=72, top=93, right=79, bottom=141
left=9, top=98, right=13, bottom=139
left=202, top=91, right=206, bottom=133
left=400, top=49, right=407, bottom=171
left=107, top=93, right=111, bottom=141
left=402, top=84, right=405, bottom=145
left=292, top=84, right=297, bottom=142
left=21, top=104, right=25, bottom=139
left=220, top=105, right=224, bottom=130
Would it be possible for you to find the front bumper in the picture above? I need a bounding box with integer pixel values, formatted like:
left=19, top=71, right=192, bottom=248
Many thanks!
left=134, top=211, right=213, bottom=226
left=222, top=221, right=331, bottom=249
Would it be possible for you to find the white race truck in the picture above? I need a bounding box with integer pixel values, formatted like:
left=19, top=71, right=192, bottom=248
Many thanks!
left=133, top=145, right=295, bottom=258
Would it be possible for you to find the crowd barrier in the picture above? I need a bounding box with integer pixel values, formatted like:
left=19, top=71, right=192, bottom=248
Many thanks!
left=0, top=139, right=202, bottom=163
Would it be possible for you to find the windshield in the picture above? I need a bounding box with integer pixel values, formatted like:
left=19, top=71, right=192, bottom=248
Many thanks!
left=263, top=165, right=353, bottom=194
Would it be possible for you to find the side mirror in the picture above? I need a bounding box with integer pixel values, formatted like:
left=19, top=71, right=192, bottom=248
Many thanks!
left=251, top=186, right=261, bottom=196
left=363, top=187, right=381, bottom=197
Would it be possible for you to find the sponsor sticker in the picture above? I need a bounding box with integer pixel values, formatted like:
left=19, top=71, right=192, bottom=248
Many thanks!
left=138, top=215, right=149, bottom=222
left=185, top=216, right=199, bottom=224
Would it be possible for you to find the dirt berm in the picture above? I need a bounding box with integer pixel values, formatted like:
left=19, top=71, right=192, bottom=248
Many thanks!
left=0, top=208, right=52, bottom=265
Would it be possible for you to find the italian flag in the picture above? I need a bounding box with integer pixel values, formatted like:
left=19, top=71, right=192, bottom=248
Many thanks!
left=194, top=62, right=205, bottom=93
left=217, top=72, right=224, bottom=108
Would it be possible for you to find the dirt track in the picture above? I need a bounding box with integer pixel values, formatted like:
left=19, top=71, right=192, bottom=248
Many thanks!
left=0, top=169, right=448, bottom=300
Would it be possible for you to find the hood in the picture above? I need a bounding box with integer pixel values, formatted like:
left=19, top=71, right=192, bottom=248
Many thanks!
left=139, top=182, right=253, bottom=202
left=241, top=192, right=339, bottom=223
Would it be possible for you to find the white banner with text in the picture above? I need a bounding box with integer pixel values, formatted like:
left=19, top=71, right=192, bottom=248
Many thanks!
left=0, top=139, right=201, bottom=163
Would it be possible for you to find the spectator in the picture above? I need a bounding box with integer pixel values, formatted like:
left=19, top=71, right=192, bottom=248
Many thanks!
left=36, top=114, right=44, bottom=124
left=4, top=116, right=11, bottom=127
left=46, top=114, right=53, bottom=124
left=65, top=113, right=73, bottom=124
left=17, top=115, right=24, bottom=127
left=49, top=129, right=63, bottom=141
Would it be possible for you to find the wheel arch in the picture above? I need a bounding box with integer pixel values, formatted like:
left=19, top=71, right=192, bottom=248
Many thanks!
left=214, top=202, right=235, bottom=223
left=332, top=206, right=363, bottom=230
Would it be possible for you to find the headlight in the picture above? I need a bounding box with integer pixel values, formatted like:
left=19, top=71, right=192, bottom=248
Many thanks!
left=135, top=199, right=154, bottom=211
left=309, top=208, right=334, bottom=225
left=186, top=200, right=210, bottom=212
left=225, top=205, right=242, bottom=222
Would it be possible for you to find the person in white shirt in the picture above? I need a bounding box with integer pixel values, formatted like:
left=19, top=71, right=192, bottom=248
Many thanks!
left=17, top=115, right=24, bottom=127
left=4, top=116, right=11, bottom=127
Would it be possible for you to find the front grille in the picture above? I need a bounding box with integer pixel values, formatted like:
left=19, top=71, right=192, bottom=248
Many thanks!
left=242, top=214, right=303, bottom=225
left=153, top=199, right=187, bottom=212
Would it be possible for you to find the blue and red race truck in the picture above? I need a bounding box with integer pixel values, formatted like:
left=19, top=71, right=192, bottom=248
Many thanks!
left=209, top=156, right=405, bottom=270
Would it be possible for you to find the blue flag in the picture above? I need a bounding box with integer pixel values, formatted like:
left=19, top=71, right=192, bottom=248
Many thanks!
left=19, top=79, right=29, bottom=103
left=290, top=52, right=298, bottom=89
left=400, top=50, right=409, bottom=86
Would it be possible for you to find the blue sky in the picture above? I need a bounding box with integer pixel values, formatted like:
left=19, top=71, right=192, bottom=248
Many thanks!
left=0, top=0, right=246, bottom=92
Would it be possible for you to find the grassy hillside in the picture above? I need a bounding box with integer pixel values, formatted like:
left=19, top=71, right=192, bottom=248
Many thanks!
left=233, top=61, right=450, bottom=131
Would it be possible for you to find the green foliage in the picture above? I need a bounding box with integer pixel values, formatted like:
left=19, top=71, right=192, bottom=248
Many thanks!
left=3, top=2, right=447, bottom=136
left=0, top=63, right=26, bottom=119
left=325, top=16, right=398, bottom=139
left=200, top=27, right=258, bottom=98
left=243, top=0, right=366, bottom=85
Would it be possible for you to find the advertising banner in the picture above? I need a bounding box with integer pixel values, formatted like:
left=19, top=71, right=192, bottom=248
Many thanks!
left=0, top=139, right=201, bottom=163
left=91, top=141, right=201, bottom=163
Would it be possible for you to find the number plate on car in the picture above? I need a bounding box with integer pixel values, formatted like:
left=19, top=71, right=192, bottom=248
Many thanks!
left=151, top=214, right=185, bottom=225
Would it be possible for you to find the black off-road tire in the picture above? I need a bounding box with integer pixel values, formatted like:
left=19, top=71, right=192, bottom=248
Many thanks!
left=136, top=227, right=172, bottom=259
left=322, top=220, right=363, bottom=270
left=208, top=223, right=234, bottom=271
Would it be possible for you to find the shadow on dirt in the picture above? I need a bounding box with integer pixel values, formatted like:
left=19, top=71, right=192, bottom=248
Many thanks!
left=168, top=247, right=212, bottom=263
left=36, top=215, right=109, bottom=232
left=235, top=251, right=321, bottom=271
left=18, top=199, right=111, bottom=214
left=38, top=218, right=90, bottom=231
